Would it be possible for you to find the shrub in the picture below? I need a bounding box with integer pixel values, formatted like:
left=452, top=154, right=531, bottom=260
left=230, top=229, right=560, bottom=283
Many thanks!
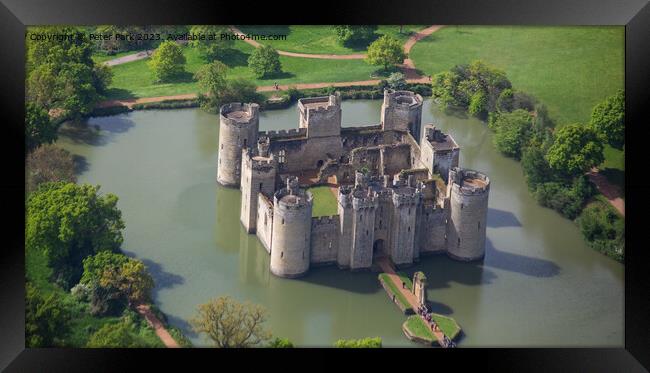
left=386, top=72, right=407, bottom=90
left=334, top=25, right=377, bottom=45
left=578, top=203, right=624, bottom=261
left=491, top=109, right=533, bottom=159
left=334, top=337, right=382, bottom=348
left=268, top=337, right=294, bottom=348
left=26, top=144, right=77, bottom=194
left=534, top=176, right=595, bottom=219
left=546, top=124, right=605, bottom=178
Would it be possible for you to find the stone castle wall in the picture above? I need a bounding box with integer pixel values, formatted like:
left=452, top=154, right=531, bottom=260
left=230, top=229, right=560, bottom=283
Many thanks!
left=310, top=215, right=340, bottom=266
left=447, top=168, right=490, bottom=261
left=256, top=193, right=274, bottom=253
left=240, top=150, right=276, bottom=233
left=217, top=103, right=259, bottom=187
left=269, top=188, right=313, bottom=277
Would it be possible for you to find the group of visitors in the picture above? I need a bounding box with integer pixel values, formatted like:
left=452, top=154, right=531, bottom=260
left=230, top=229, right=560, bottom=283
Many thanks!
left=416, top=304, right=456, bottom=348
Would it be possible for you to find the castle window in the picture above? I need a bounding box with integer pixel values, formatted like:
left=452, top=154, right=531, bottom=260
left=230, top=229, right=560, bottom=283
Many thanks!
left=221, top=144, right=223, bottom=150
left=282, top=218, right=285, bottom=225
left=457, top=237, right=461, bottom=247
left=366, top=230, right=369, bottom=236
left=243, top=139, right=247, bottom=147
left=264, top=215, right=267, bottom=226
left=281, top=251, right=284, bottom=258
left=259, top=182, right=263, bottom=190
left=461, top=203, right=464, bottom=209
left=360, top=214, right=363, bottom=221
left=408, top=226, right=411, bottom=232
left=379, top=220, right=382, bottom=228
left=278, top=150, right=286, bottom=164
left=478, top=221, right=481, bottom=230
left=329, top=241, right=332, bottom=249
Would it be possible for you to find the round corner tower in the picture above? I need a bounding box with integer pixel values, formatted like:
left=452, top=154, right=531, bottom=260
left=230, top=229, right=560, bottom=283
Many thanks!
left=270, top=177, right=313, bottom=278
left=217, top=102, right=260, bottom=187
left=446, top=167, right=490, bottom=261
left=380, top=89, right=423, bottom=139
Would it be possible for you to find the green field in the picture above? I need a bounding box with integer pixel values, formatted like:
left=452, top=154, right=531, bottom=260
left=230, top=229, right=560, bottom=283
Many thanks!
left=236, top=25, right=425, bottom=55
left=308, top=186, right=339, bottom=217
left=410, top=26, right=625, bottom=170
left=105, top=41, right=382, bottom=100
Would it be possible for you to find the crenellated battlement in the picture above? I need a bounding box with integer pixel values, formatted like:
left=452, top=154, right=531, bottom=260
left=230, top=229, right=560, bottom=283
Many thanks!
left=218, top=89, right=490, bottom=278
left=449, top=167, right=490, bottom=195
left=258, top=128, right=307, bottom=139
left=298, top=93, right=342, bottom=138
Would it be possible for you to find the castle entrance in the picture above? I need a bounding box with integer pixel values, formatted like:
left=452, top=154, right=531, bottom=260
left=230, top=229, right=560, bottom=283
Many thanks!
left=373, top=239, right=387, bottom=259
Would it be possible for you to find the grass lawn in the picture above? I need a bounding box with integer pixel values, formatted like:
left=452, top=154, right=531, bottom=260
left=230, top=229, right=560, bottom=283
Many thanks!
left=236, top=25, right=425, bottom=55
left=308, top=186, right=339, bottom=217
left=410, top=26, right=625, bottom=171
left=405, top=315, right=436, bottom=341
left=430, top=313, right=461, bottom=340
left=105, top=41, right=383, bottom=100
left=378, top=273, right=412, bottom=312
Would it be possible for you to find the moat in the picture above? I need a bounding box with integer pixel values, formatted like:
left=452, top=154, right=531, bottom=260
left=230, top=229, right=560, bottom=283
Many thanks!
left=56, top=99, right=624, bottom=347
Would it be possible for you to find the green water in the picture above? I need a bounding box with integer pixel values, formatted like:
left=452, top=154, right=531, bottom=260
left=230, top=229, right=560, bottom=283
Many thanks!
left=56, top=99, right=623, bottom=347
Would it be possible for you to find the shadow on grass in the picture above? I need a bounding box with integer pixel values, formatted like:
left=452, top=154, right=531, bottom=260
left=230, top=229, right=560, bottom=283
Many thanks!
left=105, top=88, right=137, bottom=100
left=370, top=66, right=403, bottom=79
left=165, top=70, right=195, bottom=84
left=218, top=48, right=250, bottom=68
left=343, top=33, right=380, bottom=51
left=259, top=70, right=296, bottom=80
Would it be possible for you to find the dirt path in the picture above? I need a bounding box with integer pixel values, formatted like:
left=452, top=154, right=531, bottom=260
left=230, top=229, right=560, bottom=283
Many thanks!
left=97, top=26, right=441, bottom=108
left=136, top=303, right=181, bottom=348
left=377, top=258, right=448, bottom=346
left=587, top=167, right=625, bottom=217
left=400, top=25, right=443, bottom=80
left=96, top=77, right=431, bottom=109
left=103, top=50, right=153, bottom=66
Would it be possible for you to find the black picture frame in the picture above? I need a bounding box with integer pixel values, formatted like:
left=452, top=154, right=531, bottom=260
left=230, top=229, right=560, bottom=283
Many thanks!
left=1, top=0, right=648, bottom=371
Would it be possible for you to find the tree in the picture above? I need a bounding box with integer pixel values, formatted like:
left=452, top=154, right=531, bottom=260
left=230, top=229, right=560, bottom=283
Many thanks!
left=26, top=26, right=112, bottom=122
left=26, top=183, right=125, bottom=289
left=188, top=25, right=234, bottom=59
left=386, top=72, right=407, bottom=90
left=365, top=36, right=405, bottom=72
left=334, top=25, right=377, bottom=45
left=334, top=337, right=382, bottom=348
left=25, top=103, right=59, bottom=152
left=431, top=61, right=512, bottom=114
left=81, top=251, right=154, bottom=310
left=521, top=146, right=554, bottom=190
left=492, top=109, right=533, bottom=159
left=546, top=124, right=605, bottom=177
left=268, top=337, right=294, bottom=348
left=248, top=45, right=282, bottom=79
left=195, top=61, right=261, bottom=112
left=148, top=40, right=186, bottom=83
left=590, top=89, right=624, bottom=149
left=190, top=296, right=271, bottom=348
left=26, top=144, right=77, bottom=193
left=86, top=320, right=147, bottom=348
left=26, top=283, right=70, bottom=347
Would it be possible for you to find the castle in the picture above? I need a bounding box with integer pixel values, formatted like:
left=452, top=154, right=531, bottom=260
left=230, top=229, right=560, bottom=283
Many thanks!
left=216, top=90, right=490, bottom=278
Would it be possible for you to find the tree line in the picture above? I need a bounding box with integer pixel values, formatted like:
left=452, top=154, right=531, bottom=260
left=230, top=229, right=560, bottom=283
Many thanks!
left=432, top=60, right=624, bottom=261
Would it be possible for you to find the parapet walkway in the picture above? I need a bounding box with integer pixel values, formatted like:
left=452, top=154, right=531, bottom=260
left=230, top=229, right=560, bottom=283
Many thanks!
left=376, top=257, right=449, bottom=347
